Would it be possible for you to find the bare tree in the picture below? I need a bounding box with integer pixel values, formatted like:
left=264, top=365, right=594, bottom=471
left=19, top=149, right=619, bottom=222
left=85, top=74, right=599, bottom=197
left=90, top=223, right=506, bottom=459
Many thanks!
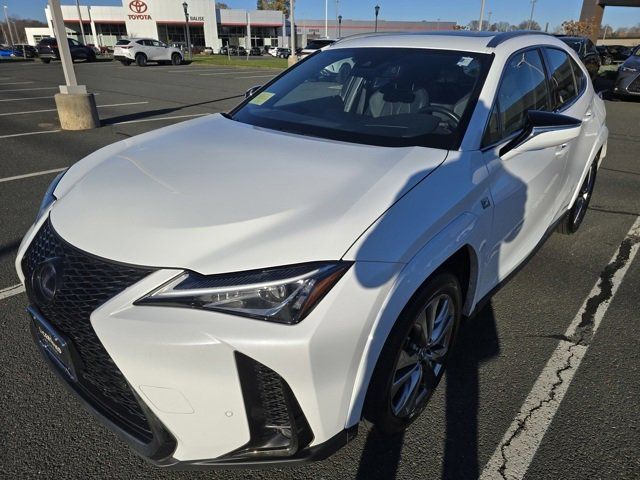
left=562, top=19, right=595, bottom=36
left=256, top=0, right=289, bottom=17
left=516, top=19, right=541, bottom=31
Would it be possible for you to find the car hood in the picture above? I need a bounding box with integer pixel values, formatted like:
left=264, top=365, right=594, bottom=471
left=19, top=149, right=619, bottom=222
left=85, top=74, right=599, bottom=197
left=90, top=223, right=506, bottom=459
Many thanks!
left=51, top=114, right=447, bottom=274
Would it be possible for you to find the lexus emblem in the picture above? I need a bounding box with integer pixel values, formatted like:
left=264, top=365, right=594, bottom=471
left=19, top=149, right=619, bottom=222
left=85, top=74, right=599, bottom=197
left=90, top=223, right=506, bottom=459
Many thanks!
left=129, top=0, right=148, bottom=14
left=32, top=258, right=62, bottom=305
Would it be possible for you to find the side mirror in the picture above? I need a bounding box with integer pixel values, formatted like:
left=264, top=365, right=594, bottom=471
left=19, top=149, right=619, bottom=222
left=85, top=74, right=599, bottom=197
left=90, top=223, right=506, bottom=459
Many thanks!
left=500, top=110, right=582, bottom=160
left=245, top=85, right=263, bottom=99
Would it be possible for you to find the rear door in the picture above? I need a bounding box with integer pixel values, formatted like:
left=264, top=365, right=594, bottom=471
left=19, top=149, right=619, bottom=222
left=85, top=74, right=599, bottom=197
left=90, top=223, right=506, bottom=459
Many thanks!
left=480, top=48, right=570, bottom=281
left=543, top=47, right=597, bottom=212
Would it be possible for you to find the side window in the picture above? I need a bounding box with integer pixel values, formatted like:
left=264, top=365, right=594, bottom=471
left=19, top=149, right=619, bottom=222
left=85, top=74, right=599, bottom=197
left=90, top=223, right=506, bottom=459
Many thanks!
left=68, top=39, right=80, bottom=47
left=569, top=57, right=587, bottom=93
left=545, top=48, right=578, bottom=110
left=482, top=105, right=501, bottom=147
left=492, top=49, right=550, bottom=141
left=136, top=40, right=145, bottom=46
left=152, top=40, right=162, bottom=47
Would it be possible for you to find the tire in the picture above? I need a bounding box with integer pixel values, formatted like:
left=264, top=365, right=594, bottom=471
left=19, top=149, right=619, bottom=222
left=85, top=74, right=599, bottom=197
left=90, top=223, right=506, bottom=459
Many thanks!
left=135, top=53, right=147, bottom=67
left=87, top=51, right=96, bottom=62
left=40, top=58, right=51, bottom=64
left=119, top=59, right=131, bottom=66
left=557, top=157, right=598, bottom=235
left=171, top=53, right=182, bottom=66
left=364, top=272, right=462, bottom=435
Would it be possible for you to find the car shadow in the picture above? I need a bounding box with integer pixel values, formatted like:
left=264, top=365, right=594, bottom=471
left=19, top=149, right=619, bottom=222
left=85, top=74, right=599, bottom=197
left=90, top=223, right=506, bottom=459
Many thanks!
left=100, top=95, right=244, bottom=125
left=352, top=303, right=501, bottom=480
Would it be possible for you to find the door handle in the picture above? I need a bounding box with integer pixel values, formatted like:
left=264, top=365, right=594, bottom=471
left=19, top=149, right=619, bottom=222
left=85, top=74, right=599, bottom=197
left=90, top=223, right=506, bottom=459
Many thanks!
left=583, top=110, right=593, bottom=121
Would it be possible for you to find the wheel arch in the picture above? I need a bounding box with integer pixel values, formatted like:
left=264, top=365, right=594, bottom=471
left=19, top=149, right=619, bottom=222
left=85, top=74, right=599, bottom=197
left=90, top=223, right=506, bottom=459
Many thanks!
left=345, top=215, right=482, bottom=427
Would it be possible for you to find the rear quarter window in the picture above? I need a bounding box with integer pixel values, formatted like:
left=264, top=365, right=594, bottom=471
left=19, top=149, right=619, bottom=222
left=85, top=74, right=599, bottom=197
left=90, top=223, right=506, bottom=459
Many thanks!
left=544, top=48, right=578, bottom=111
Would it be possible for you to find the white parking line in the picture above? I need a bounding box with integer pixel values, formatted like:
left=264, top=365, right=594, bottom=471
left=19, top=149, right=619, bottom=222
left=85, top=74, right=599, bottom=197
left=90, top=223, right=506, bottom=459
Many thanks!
left=0, top=284, right=25, bottom=301
left=480, top=216, right=640, bottom=480
left=165, top=68, right=250, bottom=73
left=199, top=71, right=269, bottom=76
left=113, top=113, right=207, bottom=125
left=0, top=81, right=34, bottom=86
left=0, top=92, right=101, bottom=103
left=235, top=75, right=276, bottom=79
left=0, top=168, right=66, bottom=184
left=0, top=86, right=58, bottom=93
left=0, top=101, right=149, bottom=117
left=0, top=95, right=56, bottom=103
left=0, top=130, right=61, bottom=139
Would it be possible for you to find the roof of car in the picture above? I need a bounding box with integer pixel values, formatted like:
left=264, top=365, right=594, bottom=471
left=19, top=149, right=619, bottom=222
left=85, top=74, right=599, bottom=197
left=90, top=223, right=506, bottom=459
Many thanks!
left=332, top=30, right=559, bottom=53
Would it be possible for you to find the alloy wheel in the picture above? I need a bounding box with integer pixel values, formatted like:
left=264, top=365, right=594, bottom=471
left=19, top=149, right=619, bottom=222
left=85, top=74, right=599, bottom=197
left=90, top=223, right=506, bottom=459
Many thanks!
left=572, top=163, right=596, bottom=227
left=390, top=293, right=455, bottom=418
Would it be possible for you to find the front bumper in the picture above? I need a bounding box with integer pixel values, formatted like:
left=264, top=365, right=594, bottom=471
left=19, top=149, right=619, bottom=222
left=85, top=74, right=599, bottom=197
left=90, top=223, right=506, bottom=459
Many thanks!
left=17, top=216, right=399, bottom=466
left=613, top=70, right=640, bottom=96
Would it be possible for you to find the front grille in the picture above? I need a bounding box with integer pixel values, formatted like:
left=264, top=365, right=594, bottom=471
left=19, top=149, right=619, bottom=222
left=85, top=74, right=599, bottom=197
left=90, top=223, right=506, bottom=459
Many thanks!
left=628, top=75, right=640, bottom=93
left=22, top=219, right=155, bottom=442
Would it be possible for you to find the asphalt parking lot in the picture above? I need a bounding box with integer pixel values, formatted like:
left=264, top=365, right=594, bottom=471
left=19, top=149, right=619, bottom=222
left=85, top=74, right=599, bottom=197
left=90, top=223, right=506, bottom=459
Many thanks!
left=1, top=60, right=639, bottom=479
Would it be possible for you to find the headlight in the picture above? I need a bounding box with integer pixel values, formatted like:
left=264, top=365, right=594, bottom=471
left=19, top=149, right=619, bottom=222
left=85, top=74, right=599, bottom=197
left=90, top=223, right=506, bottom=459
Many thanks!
left=620, top=66, right=638, bottom=72
left=136, top=262, right=352, bottom=324
left=36, top=169, right=67, bottom=221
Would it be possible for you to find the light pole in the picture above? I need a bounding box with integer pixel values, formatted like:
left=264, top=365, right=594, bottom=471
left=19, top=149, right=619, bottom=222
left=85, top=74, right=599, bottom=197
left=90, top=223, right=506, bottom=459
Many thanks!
left=487, top=11, right=492, bottom=30
left=527, top=0, right=537, bottom=30
left=75, top=0, right=86, bottom=44
left=602, top=24, right=609, bottom=41
left=338, top=14, right=342, bottom=38
left=182, top=2, right=192, bottom=60
left=374, top=5, right=380, bottom=33
left=436, top=18, right=440, bottom=31
left=288, top=0, right=296, bottom=66
left=3, top=5, right=15, bottom=47
left=324, top=0, right=328, bottom=38
left=478, top=0, right=486, bottom=31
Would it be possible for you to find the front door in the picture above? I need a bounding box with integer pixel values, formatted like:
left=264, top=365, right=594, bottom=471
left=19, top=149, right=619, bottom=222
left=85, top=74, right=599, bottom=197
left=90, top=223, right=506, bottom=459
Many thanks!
left=481, top=48, right=571, bottom=283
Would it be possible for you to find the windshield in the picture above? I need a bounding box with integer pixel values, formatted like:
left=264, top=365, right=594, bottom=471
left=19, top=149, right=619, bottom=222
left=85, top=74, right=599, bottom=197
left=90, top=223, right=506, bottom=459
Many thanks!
left=231, top=47, right=491, bottom=149
left=562, top=40, right=583, bottom=54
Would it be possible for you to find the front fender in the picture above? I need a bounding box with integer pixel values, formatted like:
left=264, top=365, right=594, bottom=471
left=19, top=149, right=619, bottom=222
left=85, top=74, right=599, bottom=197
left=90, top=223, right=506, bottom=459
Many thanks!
left=345, top=212, right=481, bottom=427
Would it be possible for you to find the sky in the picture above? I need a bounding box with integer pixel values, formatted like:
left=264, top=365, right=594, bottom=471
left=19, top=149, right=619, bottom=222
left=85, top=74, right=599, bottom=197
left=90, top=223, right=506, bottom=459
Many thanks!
left=5, top=0, right=640, bottom=30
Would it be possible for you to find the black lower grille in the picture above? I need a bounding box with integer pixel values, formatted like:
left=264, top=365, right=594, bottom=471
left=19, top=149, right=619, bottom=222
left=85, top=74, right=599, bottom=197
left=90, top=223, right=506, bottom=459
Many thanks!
left=22, top=219, right=155, bottom=442
left=628, top=75, right=640, bottom=93
left=231, top=353, right=313, bottom=459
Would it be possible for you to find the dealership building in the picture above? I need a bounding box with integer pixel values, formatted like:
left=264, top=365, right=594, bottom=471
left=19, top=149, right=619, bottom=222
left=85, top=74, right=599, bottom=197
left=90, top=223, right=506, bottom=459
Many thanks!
left=25, top=0, right=455, bottom=50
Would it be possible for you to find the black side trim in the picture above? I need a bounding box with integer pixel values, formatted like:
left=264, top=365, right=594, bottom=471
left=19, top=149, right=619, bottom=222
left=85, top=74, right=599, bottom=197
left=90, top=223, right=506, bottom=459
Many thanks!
left=29, top=316, right=177, bottom=462
left=468, top=211, right=568, bottom=318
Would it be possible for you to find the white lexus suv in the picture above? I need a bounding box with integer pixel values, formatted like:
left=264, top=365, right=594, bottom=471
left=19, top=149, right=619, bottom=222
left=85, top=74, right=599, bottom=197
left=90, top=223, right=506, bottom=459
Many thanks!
left=113, top=38, right=183, bottom=66
left=17, top=31, right=607, bottom=468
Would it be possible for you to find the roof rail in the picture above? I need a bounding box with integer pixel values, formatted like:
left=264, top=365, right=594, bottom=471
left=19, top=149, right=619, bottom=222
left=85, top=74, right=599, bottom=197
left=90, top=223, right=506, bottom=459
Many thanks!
left=333, top=31, right=403, bottom=45
left=486, top=30, right=552, bottom=48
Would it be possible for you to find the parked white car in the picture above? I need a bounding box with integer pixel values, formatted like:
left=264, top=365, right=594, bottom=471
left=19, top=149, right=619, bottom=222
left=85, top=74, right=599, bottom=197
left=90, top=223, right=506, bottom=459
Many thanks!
left=268, top=46, right=279, bottom=57
left=17, top=31, right=607, bottom=468
left=113, top=38, right=183, bottom=66
left=298, top=38, right=337, bottom=60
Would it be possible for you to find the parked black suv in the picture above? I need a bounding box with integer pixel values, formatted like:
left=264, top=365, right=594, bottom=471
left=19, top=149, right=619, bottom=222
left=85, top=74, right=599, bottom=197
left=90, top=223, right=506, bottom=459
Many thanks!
left=37, top=37, right=96, bottom=63
left=13, top=44, right=38, bottom=58
left=555, top=35, right=601, bottom=79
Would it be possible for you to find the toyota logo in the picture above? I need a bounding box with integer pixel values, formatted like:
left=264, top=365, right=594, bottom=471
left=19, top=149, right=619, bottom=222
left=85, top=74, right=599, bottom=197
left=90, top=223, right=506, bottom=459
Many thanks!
left=31, top=258, right=63, bottom=305
left=129, top=0, right=148, bottom=14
